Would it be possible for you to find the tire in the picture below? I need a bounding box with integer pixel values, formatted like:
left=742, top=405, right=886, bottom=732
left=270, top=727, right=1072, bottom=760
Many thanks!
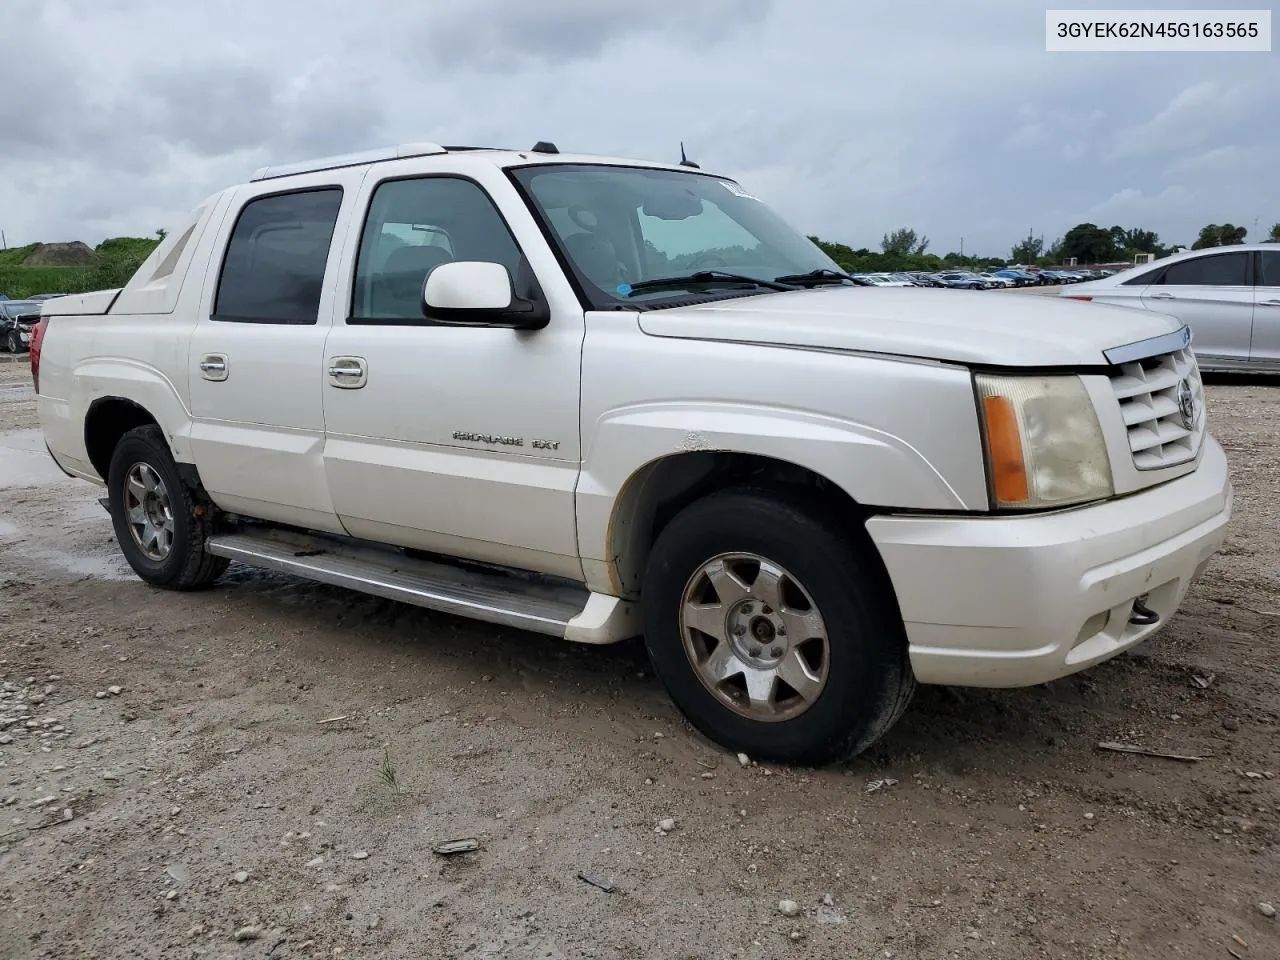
left=106, top=425, right=229, bottom=589
left=641, top=487, right=916, bottom=766
left=5, top=330, right=17, bottom=353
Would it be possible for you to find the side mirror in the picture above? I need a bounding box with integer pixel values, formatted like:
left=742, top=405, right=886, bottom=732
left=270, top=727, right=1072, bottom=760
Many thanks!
left=422, top=261, right=549, bottom=329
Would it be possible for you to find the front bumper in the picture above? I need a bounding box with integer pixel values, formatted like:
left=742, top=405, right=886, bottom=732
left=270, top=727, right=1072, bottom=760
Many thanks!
left=867, top=437, right=1233, bottom=688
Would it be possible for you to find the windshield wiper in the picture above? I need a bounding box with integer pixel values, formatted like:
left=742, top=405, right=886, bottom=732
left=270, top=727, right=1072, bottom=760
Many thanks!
left=772, top=268, right=857, bottom=287
left=621, top=271, right=794, bottom=295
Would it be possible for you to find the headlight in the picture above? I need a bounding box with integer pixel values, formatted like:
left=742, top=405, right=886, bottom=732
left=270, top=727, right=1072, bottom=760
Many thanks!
left=975, top=374, right=1113, bottom=509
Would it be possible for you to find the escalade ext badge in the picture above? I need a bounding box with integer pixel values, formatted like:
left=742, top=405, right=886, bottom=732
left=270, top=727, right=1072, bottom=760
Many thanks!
left=1102, top=325, right=1192, bottom=365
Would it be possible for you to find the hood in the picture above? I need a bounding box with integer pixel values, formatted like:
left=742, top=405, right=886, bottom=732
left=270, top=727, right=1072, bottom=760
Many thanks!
left=636, top=286, right=1180, bottom=367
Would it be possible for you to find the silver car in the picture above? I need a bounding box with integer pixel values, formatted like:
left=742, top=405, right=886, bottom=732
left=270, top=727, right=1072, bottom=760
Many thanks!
left=1060, top=244, right=1280, bottom=373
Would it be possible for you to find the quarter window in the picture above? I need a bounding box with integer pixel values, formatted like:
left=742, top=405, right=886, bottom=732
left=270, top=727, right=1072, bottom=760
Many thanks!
left=214, top=188, right=343, bottom=325
left=350, top=177, right=523, bottom=323
left=1157, top=252, right=1250, bottom=286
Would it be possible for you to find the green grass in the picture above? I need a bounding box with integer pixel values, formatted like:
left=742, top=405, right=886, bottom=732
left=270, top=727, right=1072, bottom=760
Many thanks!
left=0, top=244, right=40, bottom=268
left=0, top=236, right=160, bottom=300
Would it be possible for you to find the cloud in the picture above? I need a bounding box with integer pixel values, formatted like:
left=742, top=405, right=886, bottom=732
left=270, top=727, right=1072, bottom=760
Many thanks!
left=0, top=0, right=1276, bottom=258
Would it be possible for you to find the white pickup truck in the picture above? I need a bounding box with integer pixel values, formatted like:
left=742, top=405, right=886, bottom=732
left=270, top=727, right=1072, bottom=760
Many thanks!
left=31, top=141, right=1233, bottom=764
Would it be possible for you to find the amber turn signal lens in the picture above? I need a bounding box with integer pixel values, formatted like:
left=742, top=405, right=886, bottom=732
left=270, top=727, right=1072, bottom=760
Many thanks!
left=982, top=395, right=1029, bottom=505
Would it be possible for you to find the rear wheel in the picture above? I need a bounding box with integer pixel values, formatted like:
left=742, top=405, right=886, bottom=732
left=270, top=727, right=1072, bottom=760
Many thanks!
left=642, top=488, right=915, bottom=765
left=106, top=425, right=229, bottom=589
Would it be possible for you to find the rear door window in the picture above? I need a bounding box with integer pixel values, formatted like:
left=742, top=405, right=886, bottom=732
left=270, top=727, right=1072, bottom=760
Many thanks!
left=214, top=188, right=344, bottom=324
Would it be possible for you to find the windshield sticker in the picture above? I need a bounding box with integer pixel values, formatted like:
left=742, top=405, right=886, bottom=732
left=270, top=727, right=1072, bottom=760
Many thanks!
left=720, top=180, right=760, bottom=202
left=615, top=283, right=633, bottom=296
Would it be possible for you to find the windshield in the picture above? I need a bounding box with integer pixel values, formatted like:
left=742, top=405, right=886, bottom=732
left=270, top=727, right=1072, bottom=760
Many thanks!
left=509, top=164, right=842, bottom=306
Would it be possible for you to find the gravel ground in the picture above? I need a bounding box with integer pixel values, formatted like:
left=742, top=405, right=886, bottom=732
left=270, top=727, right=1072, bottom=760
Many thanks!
left=0, top=355, right=1276, bottom=960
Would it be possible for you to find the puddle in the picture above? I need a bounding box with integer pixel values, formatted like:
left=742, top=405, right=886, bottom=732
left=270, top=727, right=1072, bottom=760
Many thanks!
left=0, top=430, right=73, bottom=490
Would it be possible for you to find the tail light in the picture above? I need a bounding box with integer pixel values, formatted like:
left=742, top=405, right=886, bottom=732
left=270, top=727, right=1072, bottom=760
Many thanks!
left=29, top=317, right=48, bottom=393
left=1067, top=295, right=1093, bottom=302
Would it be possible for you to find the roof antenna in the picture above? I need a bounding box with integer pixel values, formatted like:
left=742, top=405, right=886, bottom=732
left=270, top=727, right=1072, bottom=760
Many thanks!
left=678, top=141, right=699, bottom=169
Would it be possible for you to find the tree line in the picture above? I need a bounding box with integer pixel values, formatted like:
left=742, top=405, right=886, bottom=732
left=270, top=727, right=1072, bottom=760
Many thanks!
left=811, top=221, right=1280, bottom=274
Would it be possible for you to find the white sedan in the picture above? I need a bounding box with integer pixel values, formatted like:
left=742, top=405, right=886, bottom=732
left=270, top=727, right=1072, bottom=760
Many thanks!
left=1059, top=244, right=1280, bottom=373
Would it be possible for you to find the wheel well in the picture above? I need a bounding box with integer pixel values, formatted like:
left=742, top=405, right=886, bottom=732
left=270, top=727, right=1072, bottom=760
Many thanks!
left=84, top=398, right=159, bottom=479
left=608, top=452, right=870, bottom=597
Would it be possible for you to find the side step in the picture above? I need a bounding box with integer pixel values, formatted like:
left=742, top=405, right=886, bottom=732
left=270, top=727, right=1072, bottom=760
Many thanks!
left=205, top=528, right=637, bottom=644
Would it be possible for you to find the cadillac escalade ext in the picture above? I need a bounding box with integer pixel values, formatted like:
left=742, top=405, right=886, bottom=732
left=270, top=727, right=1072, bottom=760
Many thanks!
left=31, top=140, right=1232, bottom=763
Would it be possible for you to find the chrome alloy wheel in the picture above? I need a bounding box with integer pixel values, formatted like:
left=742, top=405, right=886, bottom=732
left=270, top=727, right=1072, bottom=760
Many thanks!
left=678, top=553, right=830, bottom=722
left=123, top=462, right=175, bottom=561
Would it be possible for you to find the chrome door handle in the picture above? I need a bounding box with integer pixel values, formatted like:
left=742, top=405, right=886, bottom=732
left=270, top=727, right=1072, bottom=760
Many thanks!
left=1149, top=293, right=1175, bottom=300
left=199, top=354, right=228, bottom=381
left=327, top=356, right=367, bottom=389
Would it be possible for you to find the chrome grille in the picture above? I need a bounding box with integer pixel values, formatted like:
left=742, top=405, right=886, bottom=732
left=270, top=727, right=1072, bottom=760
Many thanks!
left=1107, top=347, right=1205, bottom=470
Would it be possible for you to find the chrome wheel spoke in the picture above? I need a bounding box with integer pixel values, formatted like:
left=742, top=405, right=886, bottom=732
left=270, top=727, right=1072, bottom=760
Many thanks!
left=126, top=504, right=147, bottom=526
left=749, top=563, right=786, bottom=612
left=742, top=667, right=778, bottom=708
left=126, top=475, right=147, bottom=502
left=703, top=641, right=740, bottom=682
left=704, top=559, right=752, bottom=607
left=778, top=606, right=825, bottom=643
left=683, top=602, right=729, bottom=642
left=778, top=649, right=824, bottom=704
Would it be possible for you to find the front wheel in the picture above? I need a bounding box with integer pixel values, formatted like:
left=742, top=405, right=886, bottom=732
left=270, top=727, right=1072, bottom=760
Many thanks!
left=106, top=425, right=229, bottom=589
left=642, top=488, right=915, bottom=765
left=5, top=330, right=18, bottom=353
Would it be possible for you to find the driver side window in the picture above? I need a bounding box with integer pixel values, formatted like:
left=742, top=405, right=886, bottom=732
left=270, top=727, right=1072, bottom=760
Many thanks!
left=350, top=176, right=523, bottom=324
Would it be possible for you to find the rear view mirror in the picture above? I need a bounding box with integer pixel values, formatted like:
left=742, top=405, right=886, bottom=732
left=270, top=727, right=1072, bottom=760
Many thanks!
left=422, top=261, right=549, bottom=330
left=640, top=194, right=703, bottom=220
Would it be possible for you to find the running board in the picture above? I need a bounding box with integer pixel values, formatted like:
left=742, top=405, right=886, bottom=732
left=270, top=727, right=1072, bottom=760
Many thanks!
left=204, top=529, right=637, bottom=644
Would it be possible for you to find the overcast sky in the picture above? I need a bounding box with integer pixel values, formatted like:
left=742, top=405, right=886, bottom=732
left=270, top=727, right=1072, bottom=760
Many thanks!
left=1, top=0, right=1275, bottom=257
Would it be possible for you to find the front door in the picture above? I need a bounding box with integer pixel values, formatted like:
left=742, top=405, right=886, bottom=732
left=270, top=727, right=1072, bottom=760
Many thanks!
left=320, top=167, right=585, bottom=580
left=1140, top=249, right=1254, bottom=365
left=188, top=173, right=363, bottom=533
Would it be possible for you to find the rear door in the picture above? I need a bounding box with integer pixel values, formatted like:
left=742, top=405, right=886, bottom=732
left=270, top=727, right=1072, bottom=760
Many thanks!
left=187, top=169, right=366, bottom=532
left=1249, top=249, right=1280, bottom=365
left=1140, top=250, right=1254, bottom=365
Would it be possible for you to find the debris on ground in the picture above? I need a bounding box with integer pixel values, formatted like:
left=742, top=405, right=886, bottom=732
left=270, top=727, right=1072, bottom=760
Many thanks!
left=737, top=753, right=750, bottom=767
left=234, top=926, right=263, bottom=942
left=317, top=715, right=348, bottom=724
left=577, top=872, right=616, bottom=893
left=1096, top=742, right=1204, bottom=762
left=778, top=900, right=801, bottom=917
left=1259, top=902, right=1276, bottom=918
left=865, top=778, right=899, bottom=793
left=656, top=818, right=677, bottom=834
left=1190, top=670, right=1216, bottom=689
left=432, top=838, right=481, bottom=856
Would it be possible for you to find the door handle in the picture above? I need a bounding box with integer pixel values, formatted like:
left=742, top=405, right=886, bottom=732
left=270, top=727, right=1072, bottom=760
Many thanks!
left=199, top=354, right=228, bottom=381
left=327, top=356, right=367, bottom=389
left=1260, top=299, right=1280, bottom=307
left=1149, top=293, right=1176, bottom=300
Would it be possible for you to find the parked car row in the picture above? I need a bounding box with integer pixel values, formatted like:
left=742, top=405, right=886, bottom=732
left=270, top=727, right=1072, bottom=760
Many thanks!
left=849, top=268, right=1114, bottom=289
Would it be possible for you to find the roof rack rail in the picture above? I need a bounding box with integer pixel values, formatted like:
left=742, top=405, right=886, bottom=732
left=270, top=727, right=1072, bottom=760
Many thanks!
left=250, top=142, right=448, bottom=181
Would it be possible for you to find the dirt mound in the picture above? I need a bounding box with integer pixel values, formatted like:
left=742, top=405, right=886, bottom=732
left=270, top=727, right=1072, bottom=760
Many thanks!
left=23, top=241, right=96, bottom=266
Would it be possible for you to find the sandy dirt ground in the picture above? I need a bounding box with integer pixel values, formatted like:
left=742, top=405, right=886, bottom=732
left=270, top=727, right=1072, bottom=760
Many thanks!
left=0, top=354, right=1275, bottom=960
